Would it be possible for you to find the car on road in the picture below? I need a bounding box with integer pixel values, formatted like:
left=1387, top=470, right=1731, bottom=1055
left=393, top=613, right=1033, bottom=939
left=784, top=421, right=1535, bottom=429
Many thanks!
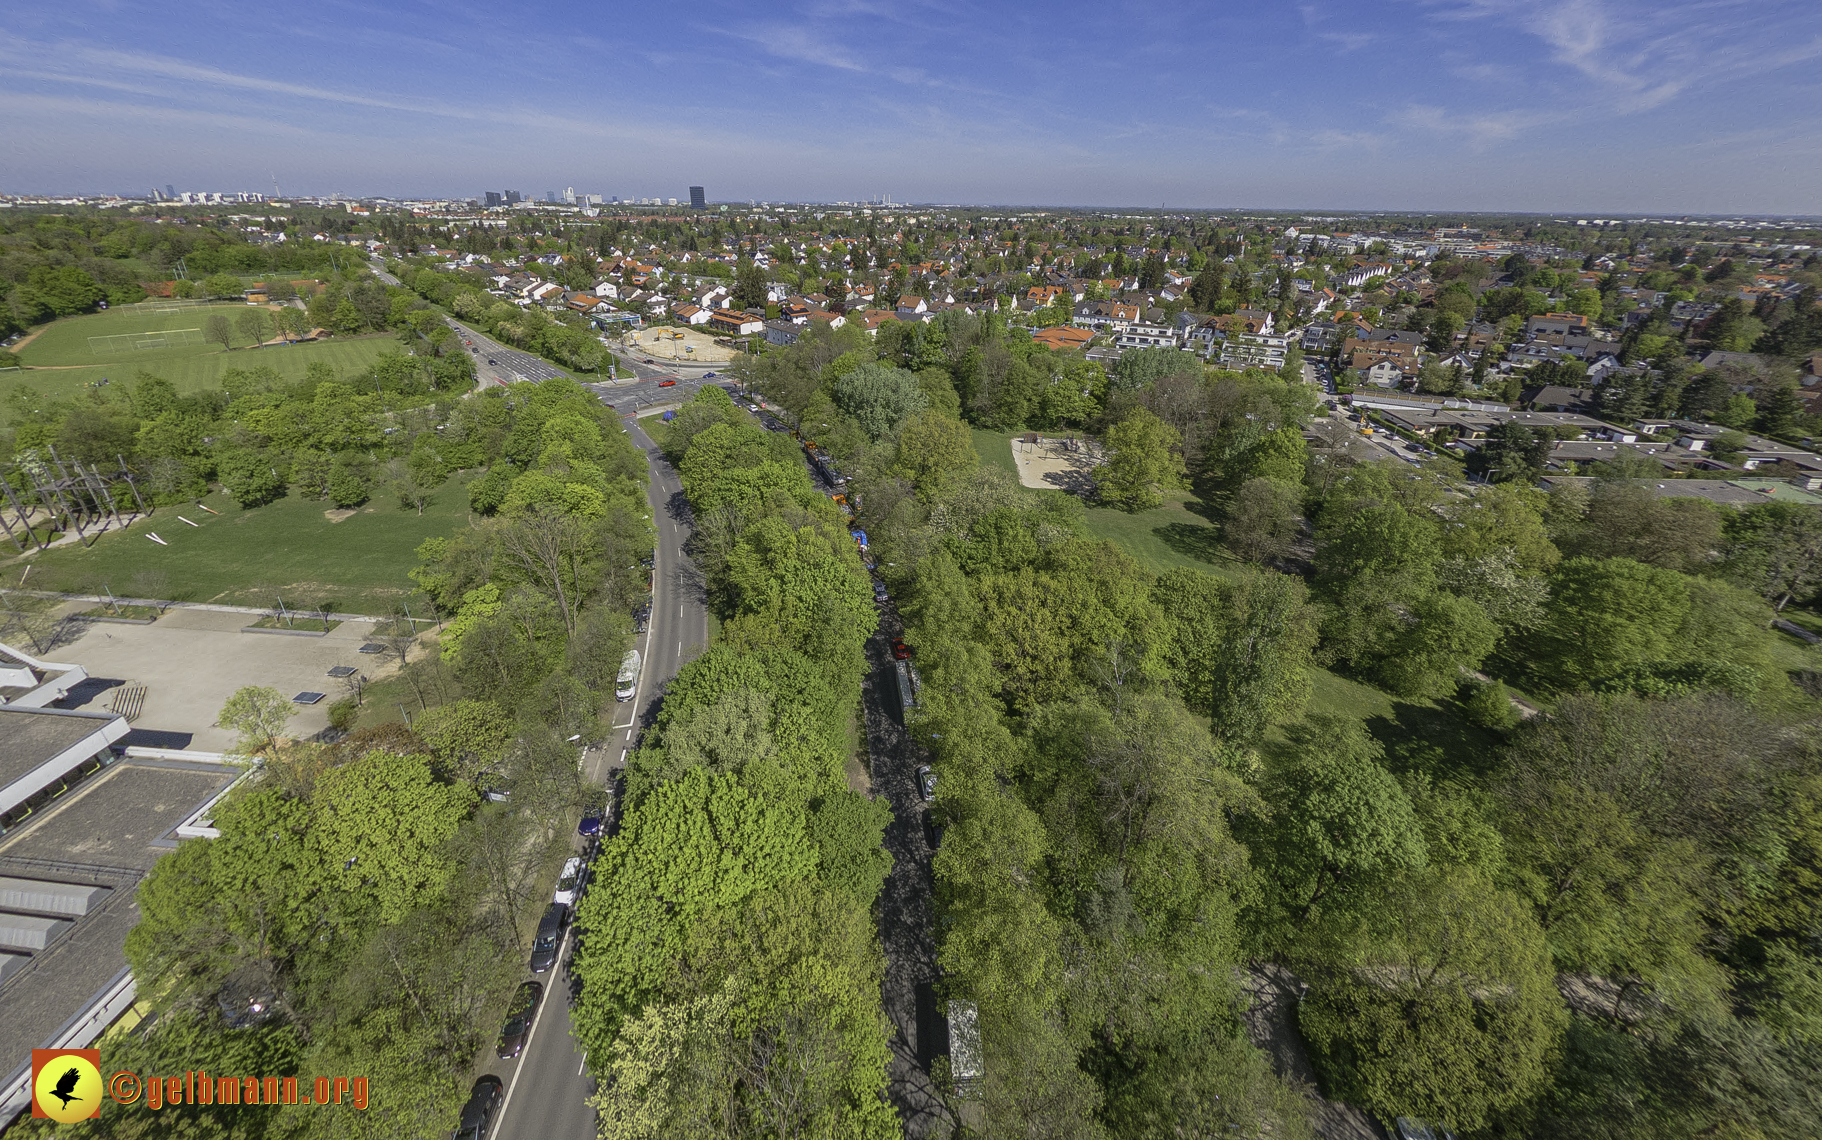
left=658, top=379, right=676, bottom=387
left=529, top=903, right=568, bottom=973
left=916, top=765, right=937, bottom=802
left=891, top=638, right=911, bottom=660
left=703, top=371, right=716, bottom=378
left=578, top=815, right=603, bottom=838
left=553, top=856, right=585, bottom=906
left=487, top=358, right=497, bottom=366
left=873, top=581, right=889, bottom=603
left=632, top=602, right=650, bottom=632
left=495, top=981, right=544, bottom=1059
left=453, top=1075, right=503, bottom=1140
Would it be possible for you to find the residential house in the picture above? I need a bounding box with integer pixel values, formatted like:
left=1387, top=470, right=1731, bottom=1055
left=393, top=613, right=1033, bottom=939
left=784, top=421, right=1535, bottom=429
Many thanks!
left=1521, top=385, right=1598, bottom=413
left=670, top=303, right=712, bottom=326
left=1301, top=320, right=1339, bottom=352
left=1525, top=312, right=1589, bottom=341
left=854, top=309, right=900, bottom=336
left=897, top=294, right=928, bottom=315
left=1032, top=326, right=1095, bottom=352
left=1073, top=300, right=1141, bottom=331
left=1345, top=329, right=1422, bottom=372
left=1363, top=360, right=1406, bottom=387
left=1114, top=323, right=1178, bottom=350
left=708, top=310, right=765, bottom=336
left=1220, top=331, right=1292, bottom=371
left=1217, top=308, right=1275, bottom=336
left=763, top=320, right=802, bottom=346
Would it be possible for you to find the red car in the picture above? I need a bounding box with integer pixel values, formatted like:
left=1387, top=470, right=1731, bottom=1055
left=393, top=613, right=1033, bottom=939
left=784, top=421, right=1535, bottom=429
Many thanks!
left=891, top=638, right=910, bottom=660
left=658, top=379, right=677, bottom=387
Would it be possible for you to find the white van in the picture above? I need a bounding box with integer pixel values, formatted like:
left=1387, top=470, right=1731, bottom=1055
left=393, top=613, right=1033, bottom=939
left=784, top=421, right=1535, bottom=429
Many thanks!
left=615, top=650, right=641, bottom=702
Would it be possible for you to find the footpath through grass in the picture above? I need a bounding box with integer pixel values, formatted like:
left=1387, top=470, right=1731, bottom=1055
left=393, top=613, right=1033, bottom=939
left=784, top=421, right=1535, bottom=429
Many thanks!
left=10, top=305, right=400, bottom=397
left=8, top=474, right=478, bottom=614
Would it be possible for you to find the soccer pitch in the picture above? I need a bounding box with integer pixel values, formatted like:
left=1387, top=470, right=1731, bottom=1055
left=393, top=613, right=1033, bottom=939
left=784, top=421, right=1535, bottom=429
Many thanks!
left=9, top=304, right=400, bottom=397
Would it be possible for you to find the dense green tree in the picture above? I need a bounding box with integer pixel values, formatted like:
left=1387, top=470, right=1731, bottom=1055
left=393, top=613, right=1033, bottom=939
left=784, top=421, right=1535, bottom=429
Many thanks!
left=1298, top=869, right=1566, bottom=1132
left=1529, top=557, right=1690, bottom=689
left=1093, top=408, right=1184, bottom=511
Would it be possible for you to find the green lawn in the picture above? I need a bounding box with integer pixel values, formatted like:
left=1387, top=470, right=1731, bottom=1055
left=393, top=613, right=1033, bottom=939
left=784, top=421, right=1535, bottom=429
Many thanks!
left=1083, top=491, right=1238, bottom=579
left=971, top=428, right=1021, bottom=478
left=10, top=304, right=400, bottom=397
left=8, top=474, right=478, bottom=614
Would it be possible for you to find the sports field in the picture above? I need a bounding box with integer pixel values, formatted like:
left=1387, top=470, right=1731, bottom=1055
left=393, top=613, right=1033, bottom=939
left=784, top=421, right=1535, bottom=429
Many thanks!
left=7, top=304, right=398, bottom=397
left=8, top=474, right=479, bottom=614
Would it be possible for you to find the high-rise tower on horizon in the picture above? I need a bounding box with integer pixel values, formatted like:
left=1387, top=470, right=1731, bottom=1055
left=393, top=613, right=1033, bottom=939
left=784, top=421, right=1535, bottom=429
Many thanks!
left=689, top=186, right=706, bottom=209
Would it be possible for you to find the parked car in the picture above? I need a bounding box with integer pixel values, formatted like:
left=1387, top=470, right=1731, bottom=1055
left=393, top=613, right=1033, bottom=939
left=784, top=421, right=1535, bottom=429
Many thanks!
left=529, top=903, right=568, bottom=973
left=553, top=856, right=585, bottom=906
left=495, top=981, right=544, bottom=1059
left=916, top=765, right=936, bottom=802
left=453, top=1075, right=503, bottom=1140
left=873, top=581, right=889, bottom=603
left=632, top=602, right=651, bottom=633
left=891, top=638, right=911, bottom=661
left=615, top=649, right=642, bottom=702
left=578, top=815, right=603, bottom=838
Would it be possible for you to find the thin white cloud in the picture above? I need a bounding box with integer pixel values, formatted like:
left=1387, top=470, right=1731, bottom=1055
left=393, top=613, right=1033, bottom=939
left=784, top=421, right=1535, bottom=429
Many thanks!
left=1318, top=31, right=1379, bottom=53
left=718, top=23, right=867, bottom=71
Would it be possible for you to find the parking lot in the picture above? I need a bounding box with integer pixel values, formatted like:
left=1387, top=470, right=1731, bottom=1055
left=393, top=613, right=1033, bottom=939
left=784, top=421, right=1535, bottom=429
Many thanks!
left=48, top=608, right=397, bottom=750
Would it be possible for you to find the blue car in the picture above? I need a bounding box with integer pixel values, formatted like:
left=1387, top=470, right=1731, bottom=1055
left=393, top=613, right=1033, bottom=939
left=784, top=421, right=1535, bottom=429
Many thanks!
left=578, top=816, right=603, bottom=837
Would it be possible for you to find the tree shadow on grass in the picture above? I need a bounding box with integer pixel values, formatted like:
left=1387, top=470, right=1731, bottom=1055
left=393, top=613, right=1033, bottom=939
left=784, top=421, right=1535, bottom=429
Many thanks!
left=1364, top=695, right=1507, bottom=784
left=1181, top=497, right=1222, bottom=524
left=1153, top=521, right=1228, bottom=565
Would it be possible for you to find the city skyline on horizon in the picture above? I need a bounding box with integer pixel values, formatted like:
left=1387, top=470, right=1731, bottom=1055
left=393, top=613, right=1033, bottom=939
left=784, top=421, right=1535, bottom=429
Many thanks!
left=4, top=1, right=1820, bottom=214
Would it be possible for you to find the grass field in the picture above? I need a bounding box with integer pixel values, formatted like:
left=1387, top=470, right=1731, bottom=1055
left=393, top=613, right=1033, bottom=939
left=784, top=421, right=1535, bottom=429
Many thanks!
left=971, top=427, right=1021, bottom=478
left=9, top=304, right=400, bottom=398
left=1084, top=491, right=1239, bottom=579
left=968, top=431, right=1501, bottom=768
left=7, top=473, right=478, bottom=614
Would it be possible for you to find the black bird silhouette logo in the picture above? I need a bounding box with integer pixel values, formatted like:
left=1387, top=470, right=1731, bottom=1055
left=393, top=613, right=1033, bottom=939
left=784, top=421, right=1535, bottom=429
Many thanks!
left=49, top=1067, right=84, bottom=1108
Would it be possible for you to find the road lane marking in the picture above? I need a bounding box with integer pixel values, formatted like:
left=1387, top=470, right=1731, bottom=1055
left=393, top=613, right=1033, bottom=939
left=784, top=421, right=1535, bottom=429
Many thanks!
left=494, top=927, right=572, bottom=1131
left=579, top=1051, right=588, bottom=1076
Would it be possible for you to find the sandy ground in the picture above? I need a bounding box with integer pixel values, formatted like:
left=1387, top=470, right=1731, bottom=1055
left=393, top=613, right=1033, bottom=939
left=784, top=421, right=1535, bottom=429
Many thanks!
left=1009, top=435, right=1103, bottom=494
left=42, top=607, right=401, bottom=751
left=623, top=325, right=740, bottom=363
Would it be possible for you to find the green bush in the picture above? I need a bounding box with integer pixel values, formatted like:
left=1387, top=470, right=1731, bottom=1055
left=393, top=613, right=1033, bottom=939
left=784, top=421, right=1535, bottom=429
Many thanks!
left=327, top=697, right=359, bottom=731
left=1462, top=677, right=1519, bottom=731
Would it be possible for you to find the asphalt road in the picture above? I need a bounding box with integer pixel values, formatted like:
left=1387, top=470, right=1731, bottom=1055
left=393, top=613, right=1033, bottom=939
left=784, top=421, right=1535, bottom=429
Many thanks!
left=863, top=608, right=949, bottom=1138
left=757, top=412, right=949, bottom=1136
left=476, top=415, right=708, bottom=1140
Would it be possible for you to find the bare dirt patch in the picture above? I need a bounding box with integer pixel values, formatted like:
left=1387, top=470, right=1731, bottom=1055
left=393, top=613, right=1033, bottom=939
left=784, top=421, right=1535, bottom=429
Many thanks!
left=323, top=508, right=358, bottom=523
left=623, top=325, right=740, bottom=363
left=1009, top=434, right=1103, bottom=495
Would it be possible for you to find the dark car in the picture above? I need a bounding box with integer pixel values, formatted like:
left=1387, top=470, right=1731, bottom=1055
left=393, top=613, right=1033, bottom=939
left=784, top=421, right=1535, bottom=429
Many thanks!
left=703, top=371, right=716, bottom=378
left=632, top=603, right=650, bottom=633
left=658, top=379, right=677, bottom=387
left=873, top=581, right=889, bottom=603
left=891, top=638, right=910, bottom=660
left=487, top=358, right=497, bottom=365
left=529, top=903, right=568, bottom=974
left=453, top=1075, right=503, bottom=1140
left=495, top=980, right=544, bottom=1059
left=578, top=815, right=603, bottom=838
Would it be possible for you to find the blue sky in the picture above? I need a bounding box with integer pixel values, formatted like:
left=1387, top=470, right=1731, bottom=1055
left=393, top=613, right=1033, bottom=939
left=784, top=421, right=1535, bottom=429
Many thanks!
left=4, top=0, right=1820, bottom=213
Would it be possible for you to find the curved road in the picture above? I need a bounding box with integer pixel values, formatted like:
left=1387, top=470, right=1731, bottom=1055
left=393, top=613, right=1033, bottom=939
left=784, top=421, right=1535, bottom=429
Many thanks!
left=471, top=412, right=708, bottom=1140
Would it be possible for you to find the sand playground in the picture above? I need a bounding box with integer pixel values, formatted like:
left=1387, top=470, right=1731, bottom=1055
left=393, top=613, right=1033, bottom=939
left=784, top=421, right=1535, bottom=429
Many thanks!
left=1010, top=433, right=1103, bottom=495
